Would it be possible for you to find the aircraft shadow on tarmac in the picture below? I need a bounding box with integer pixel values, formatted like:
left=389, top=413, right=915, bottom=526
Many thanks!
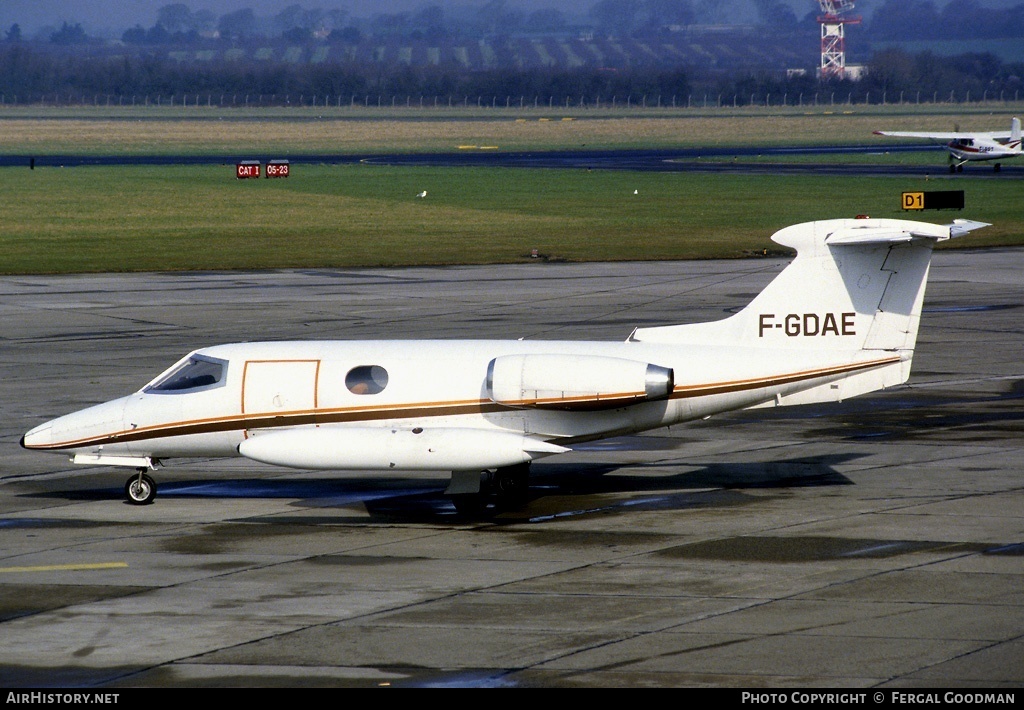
left=35, top=452, right=861, bottom=524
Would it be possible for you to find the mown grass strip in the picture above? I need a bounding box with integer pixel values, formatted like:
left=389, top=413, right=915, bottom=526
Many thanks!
left=2, top=163, right=1018, bottom=274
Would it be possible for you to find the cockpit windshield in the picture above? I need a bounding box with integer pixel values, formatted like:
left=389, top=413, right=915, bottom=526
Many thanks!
left=144, top=354, right=228, bottom=394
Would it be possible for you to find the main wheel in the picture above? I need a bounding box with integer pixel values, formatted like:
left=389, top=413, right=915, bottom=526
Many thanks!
left=125, top=472, right=156, bottom=505
left=492, top=463, right=530, bottom=506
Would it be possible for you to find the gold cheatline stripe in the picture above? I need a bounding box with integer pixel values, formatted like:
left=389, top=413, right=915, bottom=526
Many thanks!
left=0, top=562, right=128, bottom=573
left=29, top=357, right=899, bottom=451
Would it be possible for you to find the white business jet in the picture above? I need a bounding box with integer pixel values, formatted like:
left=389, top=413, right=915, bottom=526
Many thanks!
left=22, top=217, right=987, bottom=513
left=874, top=117, right=1022, bottom=172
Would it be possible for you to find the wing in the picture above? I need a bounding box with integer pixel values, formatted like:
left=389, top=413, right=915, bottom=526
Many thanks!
left=874, top=130, right=962, bottom=140
left=874, top=130, right=1012, bottom=140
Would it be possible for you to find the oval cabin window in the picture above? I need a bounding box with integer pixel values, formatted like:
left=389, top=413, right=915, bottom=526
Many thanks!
left=345, top=365, right=389, bottom=395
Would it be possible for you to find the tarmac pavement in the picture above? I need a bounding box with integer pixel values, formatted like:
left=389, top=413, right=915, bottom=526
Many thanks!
left=1, top=248, right=1022, bottom=688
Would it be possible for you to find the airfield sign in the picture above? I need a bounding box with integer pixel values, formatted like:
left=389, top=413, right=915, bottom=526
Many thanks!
left=902, top=190, right=964, bottom=211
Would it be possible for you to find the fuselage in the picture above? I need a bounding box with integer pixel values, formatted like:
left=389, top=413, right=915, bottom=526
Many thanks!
left=21, top=337, right=893, bottom=469
left=948, top=136, right=1022, bottom=163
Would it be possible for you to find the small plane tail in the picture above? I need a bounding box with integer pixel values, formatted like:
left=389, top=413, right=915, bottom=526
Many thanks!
left=1011, top=117, right=1022, bottom=143
left=631, top=218, right=987, bottom=399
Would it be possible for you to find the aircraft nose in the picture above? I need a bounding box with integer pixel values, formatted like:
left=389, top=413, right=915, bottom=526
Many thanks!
left=21, top=396, right=128, bottom=453
left=21, top=422, right=54, bottom=450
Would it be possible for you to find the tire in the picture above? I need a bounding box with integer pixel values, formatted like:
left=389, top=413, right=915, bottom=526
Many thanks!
left=125, top=473, right=156, bottom=505
left=493, top=463, right=530, bottom=507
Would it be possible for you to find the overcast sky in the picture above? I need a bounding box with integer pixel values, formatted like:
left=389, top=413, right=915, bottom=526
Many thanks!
left=0, top=0, right=1010, bottom=38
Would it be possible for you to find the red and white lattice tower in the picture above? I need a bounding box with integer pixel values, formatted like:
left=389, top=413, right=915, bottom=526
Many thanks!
left=817, top=0, right=862, bottom=80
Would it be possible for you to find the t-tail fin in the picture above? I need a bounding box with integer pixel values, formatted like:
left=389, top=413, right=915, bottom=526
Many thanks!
left=630, top=218, right=988, bottom=401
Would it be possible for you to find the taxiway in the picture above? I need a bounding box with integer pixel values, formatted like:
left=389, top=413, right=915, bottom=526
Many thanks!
left=1, top=251, right=1022, bottom=687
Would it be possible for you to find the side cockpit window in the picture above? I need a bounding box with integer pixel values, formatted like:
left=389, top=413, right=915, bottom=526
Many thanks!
left=145, top=354, right=228, bottom=394
left=346, top=365, right=388, bottom=395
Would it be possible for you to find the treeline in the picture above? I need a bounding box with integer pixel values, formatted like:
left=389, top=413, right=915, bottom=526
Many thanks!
left=6, top=2, right=805, bottom=46
left=863, top=48, right=1024, bottom=100
left=1, top=42, right=1021, bottom=107
left=869, top=0, right=1024, bottom=41
left=0, top=44, right=693, bottom=103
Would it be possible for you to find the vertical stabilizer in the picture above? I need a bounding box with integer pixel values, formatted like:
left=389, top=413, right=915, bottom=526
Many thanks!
left=630, top=218, right=987, bottom=405
left=631, top=218, right=988, bottom=356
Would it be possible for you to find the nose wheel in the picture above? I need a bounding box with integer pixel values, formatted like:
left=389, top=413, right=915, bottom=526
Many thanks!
left=125, top=470, right=157, bottom=505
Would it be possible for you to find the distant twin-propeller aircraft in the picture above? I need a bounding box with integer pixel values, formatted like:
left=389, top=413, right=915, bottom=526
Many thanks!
left=22, top=217, right=987, bottom=513
left=874, top=117, right=1022, bottom=172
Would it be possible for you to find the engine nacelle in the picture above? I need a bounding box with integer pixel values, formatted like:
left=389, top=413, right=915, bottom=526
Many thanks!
left=487, top=354, right=674, bottom=410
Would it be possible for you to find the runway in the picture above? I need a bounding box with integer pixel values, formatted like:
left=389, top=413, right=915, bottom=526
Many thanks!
left=1, top=249, right=1022, bottom=688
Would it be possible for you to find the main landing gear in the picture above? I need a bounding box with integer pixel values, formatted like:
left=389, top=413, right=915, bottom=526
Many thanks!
left=125, top=468, right=157, bottom=505
left=447, top=463, right=532, bottom=516
left=949, top=162, right=1002, bottom=173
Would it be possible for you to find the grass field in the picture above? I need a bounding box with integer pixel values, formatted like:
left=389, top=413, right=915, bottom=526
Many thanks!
left=1, top=105, right=1021, bottom=274
left=1, top=103, right=1022, bottom=155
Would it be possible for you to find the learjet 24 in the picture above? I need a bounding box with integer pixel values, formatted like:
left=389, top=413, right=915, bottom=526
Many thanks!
left=21, top=217, right=987, bottom=512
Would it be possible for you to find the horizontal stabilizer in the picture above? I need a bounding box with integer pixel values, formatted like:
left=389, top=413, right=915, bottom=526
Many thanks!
left=825, top=219, right=989, bottom=246
left=949, top=219, right=992, bottom=238
left=825, top=229, right=915, bottom=245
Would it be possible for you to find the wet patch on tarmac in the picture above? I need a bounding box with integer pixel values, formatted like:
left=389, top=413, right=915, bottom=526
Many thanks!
left=729, top=384, right=1024, bottom=443
left=32, top=486, right=138, bottom=502
left=0, top=585, right=147, bottom=623
left=923, top=304, right=1019, bottom=313
left=159, top=478, right=438, bottom=500
left=984, top=542, right=1024, bottom=556
left=309, top=555, right=428, bottom=567
left=158, top=521, right=380, bottom=555
left=0, top=518, right=102, bottom=529
left=808, top=390, right=1024, bottom=443
left=658, top=536, right=990, bottom=562
left=483, top=527, right=675, bottom=548
left=0, top=664, right=147, bottom=689
left=536, top=456, right=856, bottom=492
left=513, top=489, right=756, bottom=524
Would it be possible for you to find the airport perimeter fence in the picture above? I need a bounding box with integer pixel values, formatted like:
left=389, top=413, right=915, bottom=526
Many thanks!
left=1, top=89, right=1022, bottom=110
